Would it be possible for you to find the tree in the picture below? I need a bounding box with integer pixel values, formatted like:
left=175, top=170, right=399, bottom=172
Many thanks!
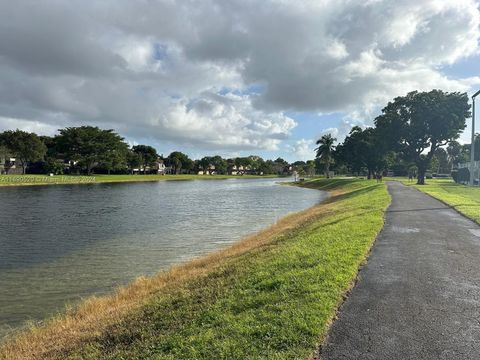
left=211, top=155, right=227, bottom=174
left=447, top=141, right=466, bottom=169
left=126, top=150, right=142, bottom=174
left=0, top=130, right=47, bottom=174
left=305, top=160, right=316, bottom=176
left=315, top=134, right=336, bottom=178
left=132, top=145, right=158, bottom=174
left=433, top=148, right=449, bottom=174
left=247, top=155, right=262, bottom=173
left=273, top=157, right=289, bottom=174
left=100, top=143, right=129, bottom=174
left=333, top=130, right=362, bottom=175
left=167, top=151, right=193, bottom=174
left=199, top=156, right=213, bottom=174
left=56, top=126, right=128, bottom=175
left=44, top=158, right=65, bottom=175
left=259, top=159, right=275, bottom=175
left=375, top=90, right=470, bottom=184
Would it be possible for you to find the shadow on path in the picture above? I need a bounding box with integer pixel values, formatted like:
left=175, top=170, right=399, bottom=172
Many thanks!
left=320, top=181, right=480, bottom=360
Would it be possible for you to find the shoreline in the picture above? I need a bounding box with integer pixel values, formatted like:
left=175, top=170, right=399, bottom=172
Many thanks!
left=0, top=174, right=285, bottom=188
left=0, top=178, right=390, bottom=360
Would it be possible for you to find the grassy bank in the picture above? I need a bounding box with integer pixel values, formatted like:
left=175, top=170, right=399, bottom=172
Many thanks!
left=0, top=178, right=390, bottom=360
left=0, top=174, right=281, bottom=187
left=400, top=178, right=480, bottom=224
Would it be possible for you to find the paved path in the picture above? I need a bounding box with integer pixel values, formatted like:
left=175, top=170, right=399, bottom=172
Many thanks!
left=320, top=182, right=480, bottom=360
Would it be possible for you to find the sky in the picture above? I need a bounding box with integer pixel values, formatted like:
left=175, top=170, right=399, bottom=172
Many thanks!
left=0, top=0, right=480, bottom=162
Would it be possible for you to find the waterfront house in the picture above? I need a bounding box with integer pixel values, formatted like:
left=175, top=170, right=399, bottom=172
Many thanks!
left=198, top=164, right=216, bottom=175
left=155, top=159, right=166, bottom=174
left=228, top=165, right=249, bottom=175
left=228, top=165, right=239, bottom=175
left=132, top=157, right=167, bottom=174
left=0, top=154, right=22, bottom=174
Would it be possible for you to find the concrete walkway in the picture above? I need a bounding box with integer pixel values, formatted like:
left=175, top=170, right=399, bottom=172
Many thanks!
left=320, top=182, right=480, bottom=360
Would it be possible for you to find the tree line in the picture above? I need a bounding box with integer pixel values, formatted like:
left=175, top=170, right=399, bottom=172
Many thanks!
left=0, top=126, right=306, bottom=176
left=314, top=90, right=473, bottom=185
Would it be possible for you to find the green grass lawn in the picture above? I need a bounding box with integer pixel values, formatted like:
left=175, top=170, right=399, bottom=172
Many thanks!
left=0, top=178, right=390, bottom=360
left=399, top=178, right=480, bottom=224
left=0, top=173, right=281, bottom=186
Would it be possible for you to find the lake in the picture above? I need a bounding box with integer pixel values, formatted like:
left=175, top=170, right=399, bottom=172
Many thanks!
left=0, top=178, right=327, bottom=338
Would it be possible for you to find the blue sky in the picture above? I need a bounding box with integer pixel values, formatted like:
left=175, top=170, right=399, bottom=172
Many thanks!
left=281, top=55, right=480, bottom=161
left=0, top=0, right=479, bottom=162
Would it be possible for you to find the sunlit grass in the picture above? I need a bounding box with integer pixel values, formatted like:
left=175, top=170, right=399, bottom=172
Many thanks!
left=399, top=178, right=480, bottom=224
left=0, top=178, right=390, bottom=360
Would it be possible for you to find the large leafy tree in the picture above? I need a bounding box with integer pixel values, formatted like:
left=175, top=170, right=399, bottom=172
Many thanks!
left=258, top=159, right=275, bottom=175
left=100, top=144, right=129, bottom=174
left=37, top=135, right=67, bottom=175
left=315, top=134, right=336, bottom=178
left=273, top=157, right=289, bottom=174
left=167, top=151, right=193, bottom=174
left=0, top=130, right=47, bottom=174
left=56, top=126, right=128, bottom=175
left=210, top=155, right=227, bottom=174
left=198, top=156, right=212, bottom=174
left=132, top=145, right=158, bottom=174
left=337, top=126, right=387, bottom=178
left=334, top=127, right=365, bottom=176
left=126, top=150, right=142, bottom=174
left=198, top=155, right=227, bottom=175
left=375, top=90, right=470, bottom=184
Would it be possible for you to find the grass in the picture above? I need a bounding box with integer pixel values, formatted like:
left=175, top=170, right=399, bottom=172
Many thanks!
left=398, top=178, right=480, bottom=224
left=0, top=174, right=281, bottom=187
left=0, top=178, right=390, bottom=360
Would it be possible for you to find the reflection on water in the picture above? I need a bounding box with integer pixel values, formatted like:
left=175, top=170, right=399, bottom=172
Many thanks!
left=0, top=178, right=327, bottom=338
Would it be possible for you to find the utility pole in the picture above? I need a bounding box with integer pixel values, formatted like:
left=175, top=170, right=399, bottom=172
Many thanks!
left=470, top=90, right=480, bottom=186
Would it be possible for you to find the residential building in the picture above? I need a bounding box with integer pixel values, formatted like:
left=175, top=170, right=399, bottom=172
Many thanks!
left=0, top=155, right=22, bottom=174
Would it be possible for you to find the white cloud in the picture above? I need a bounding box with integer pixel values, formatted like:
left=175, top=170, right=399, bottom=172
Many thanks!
left=0, top=0, right=479, bottom=153
left=150, top=92, right=297, bottom=150
left=319, top=128, right=340, bottom=140
left=326, top=40, right=349, bottom=60
left=289, top=139, right=315, bottom=161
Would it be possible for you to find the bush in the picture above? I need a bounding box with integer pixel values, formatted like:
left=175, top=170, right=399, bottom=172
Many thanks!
left=451, top=170, right=458, bottom=183
left=456, top=167, right=470, bottom=184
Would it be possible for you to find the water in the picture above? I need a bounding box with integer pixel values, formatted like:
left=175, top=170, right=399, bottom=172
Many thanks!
left=0, top=178, right=326, bottom=338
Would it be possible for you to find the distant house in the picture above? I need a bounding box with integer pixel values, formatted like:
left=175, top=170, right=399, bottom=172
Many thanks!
left=0, top=154, right=22, bottom=174
left=282, top=165, right=293, bottom=175
left=63, top=159, right=79, bottom=173
left=228, top=165, right=249, bottom=175
left=228, top=165, right=239, bottom=175
left=155, top=159, right=166, bottom=174
left=228, top=164, right=263, bottom=176
left=132, top=157, right=166, bottom=174
left=198, top=164, right=216, bottom=175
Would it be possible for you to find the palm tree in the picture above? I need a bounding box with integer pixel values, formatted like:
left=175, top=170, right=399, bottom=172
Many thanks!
left=315, top=134, right=336, bottom=178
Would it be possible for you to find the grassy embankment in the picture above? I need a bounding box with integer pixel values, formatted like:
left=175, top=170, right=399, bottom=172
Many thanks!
left=0, top=174, right=281, bottom=187
left=0, top=178, right=390, bottom=360
left=400, top=178, right=480, bottom=224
